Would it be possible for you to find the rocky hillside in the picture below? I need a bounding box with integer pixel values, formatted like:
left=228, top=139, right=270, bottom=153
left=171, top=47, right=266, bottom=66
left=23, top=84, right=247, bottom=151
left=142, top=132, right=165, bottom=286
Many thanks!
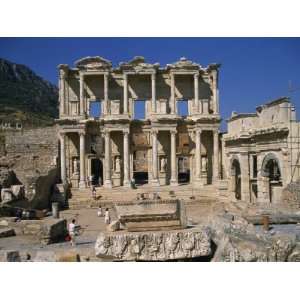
left=0, top=58, right=58, bottom=127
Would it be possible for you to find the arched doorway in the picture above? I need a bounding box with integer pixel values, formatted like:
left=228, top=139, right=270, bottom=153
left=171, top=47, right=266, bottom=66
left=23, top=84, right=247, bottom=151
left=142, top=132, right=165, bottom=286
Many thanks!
left=261, top=153, right=282, bottom=203
left=231, top=159, right=241, bottom=200
left=178, top=156, right=190, bottom=184
left=91, top=158, right=103, bottom=186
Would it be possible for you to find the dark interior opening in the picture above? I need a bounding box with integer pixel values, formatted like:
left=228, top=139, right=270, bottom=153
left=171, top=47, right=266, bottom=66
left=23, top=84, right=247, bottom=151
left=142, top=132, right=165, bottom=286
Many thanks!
left=91, top=158, right=103, bottom=186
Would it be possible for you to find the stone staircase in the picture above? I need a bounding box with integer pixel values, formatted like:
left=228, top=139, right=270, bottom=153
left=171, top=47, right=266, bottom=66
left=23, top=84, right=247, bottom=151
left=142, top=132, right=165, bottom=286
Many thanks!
left=67, top=184, right=218, bottom=209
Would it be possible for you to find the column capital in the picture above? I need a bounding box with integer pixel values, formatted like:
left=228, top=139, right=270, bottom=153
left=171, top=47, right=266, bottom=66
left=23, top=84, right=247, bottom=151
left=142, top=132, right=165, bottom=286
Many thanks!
left=78, top=130, right=86, bottom=137
left=170, top=129, right=177, bottom=135
left=123, top=129, right=130, bottom=135
left=151, top=129, right=159, bottom=135
left=59, top=131, right=66, bottom=138
left=194, top=73, right=199, bottom=79
left=195, top=128, right=202, bottom=134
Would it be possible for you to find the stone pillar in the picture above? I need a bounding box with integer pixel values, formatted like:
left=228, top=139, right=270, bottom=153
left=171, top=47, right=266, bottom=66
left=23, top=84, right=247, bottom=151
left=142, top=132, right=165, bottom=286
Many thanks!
left=170, top=130, right=178, bottom=186
left=123, top=130, right=130, bottom=187
left=151, top=130, right=160, bottom=186
left=79, top=132, right=86, bottom=188
left=151, top=73, right=156, bottom=113
left=213, top=130, right=220, bottom=183
left=240, top=153, right=250, bottom=202
left=212, top=71, right=219, bottom=114
left=104, top=73, right=109, bottom=115
left=194, top=73, right=199, bottom=114
left=170, top=73, right=176, bottom=114
left=195, top=129, right=203, bottom=184
left=59, top=71, right=65, bottom=116
left=79, top=73, right=85, bottom=116
left=123, top=73, right=128, bottom=114
left=60, top=132, right=66, bottom=184
left=104, top=131, right=112, bottom=188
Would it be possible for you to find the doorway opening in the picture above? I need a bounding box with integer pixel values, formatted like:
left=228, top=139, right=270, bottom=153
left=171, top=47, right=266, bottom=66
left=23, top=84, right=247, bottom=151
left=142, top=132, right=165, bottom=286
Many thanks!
left=178, top=156, right=190, bottom=183
left=91, top=158, right=103, bottom=186
left=133, top=150, right=148, bottom=185
left=231, top=159, right=241, bottom=200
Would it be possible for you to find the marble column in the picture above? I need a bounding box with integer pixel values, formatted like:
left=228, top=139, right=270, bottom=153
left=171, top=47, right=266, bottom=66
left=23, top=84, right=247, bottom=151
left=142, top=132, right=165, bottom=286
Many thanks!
left=104, top=131, right=112, bottom=188
left=170, top=73, right=176, bottom=114
left=60, top=132, right=66, bottom=184
left=79, top=132, right=86, bottom=188
left=123, top=130, right=130, bottom=187
left=151, top=130, right=160, bottom=186
left=104, top=73, right=109, bottom=115
left=59, top=72, right=65, bottom=116
left=195, top=129, right=202, bottom=184
left=79, top=73, right=85, bottom=116
left=194, top=73, right=199, bottom=114
left=240, top=153, right=250, bottom=202
left=213, top=130, right=220, bottom=183
left=123, top=73, right=128, bottom=114
left=170, top=130, right=178, bottom=186
left=212, top=72, right=219, bottom=114
left=151, top=73, right=156, bottom=113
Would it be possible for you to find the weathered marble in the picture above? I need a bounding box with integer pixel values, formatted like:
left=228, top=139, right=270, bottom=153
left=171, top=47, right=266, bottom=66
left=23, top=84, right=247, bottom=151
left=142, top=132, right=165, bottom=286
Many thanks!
left=95, top=227, right=211, bottom=261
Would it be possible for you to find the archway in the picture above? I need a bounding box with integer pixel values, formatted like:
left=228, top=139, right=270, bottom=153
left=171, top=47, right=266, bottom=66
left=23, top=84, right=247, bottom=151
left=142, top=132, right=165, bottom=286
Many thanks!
left=91, top=158, right=103, bottom=186
left=261, top=153, right=282, bottom=203
left=231, top=158, right=241, bottom=200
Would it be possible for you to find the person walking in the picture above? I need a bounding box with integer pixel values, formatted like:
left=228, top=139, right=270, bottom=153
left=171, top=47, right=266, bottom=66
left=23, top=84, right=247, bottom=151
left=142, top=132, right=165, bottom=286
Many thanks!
left=104, top=208, right=110, bottom=224
left=97, top=205, right=103, bottom=217
left=92, top=186, right=97, bottom=200
left=68, top=219, right=77, bottom=246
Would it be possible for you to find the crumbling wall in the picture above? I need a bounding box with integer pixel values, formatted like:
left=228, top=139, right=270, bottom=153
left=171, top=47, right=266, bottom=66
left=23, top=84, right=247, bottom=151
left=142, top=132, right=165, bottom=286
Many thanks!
left=0, top=126, right=59, bottom=209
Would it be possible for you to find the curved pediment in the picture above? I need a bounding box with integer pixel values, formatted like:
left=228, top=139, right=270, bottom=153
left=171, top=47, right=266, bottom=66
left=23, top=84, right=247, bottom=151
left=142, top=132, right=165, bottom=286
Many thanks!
left=119, top=56, right=160, bottom=73
left=75, top=56, right=112, bottom=70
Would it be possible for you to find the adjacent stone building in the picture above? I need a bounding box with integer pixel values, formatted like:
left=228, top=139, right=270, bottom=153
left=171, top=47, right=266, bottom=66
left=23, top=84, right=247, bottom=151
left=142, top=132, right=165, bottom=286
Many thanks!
left=223, top=97, right=300, bottom=204
left=57, top=56, right=221, bottom=189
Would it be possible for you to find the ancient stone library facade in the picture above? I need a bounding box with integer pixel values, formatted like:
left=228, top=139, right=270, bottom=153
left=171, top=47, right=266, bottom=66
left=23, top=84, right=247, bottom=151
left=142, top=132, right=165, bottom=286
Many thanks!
left=56, top=56, right=300, bottom=204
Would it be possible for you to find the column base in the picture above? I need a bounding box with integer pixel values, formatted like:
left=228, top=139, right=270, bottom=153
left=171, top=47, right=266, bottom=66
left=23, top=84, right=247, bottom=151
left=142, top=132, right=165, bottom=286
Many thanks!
left=150, top=179, right=160, bottom=187
left=123, top=180, right=131, bottom=188
left=170, top=179, right=178, bottom=187
left=104, top=180, right=113, bottom=189
left=79, top=180, right=86, bottom=189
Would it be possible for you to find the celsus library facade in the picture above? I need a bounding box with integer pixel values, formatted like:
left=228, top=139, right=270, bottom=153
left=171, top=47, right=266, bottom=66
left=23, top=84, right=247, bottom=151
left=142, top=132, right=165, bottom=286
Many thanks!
left=57, top=56, right=299, bottom=204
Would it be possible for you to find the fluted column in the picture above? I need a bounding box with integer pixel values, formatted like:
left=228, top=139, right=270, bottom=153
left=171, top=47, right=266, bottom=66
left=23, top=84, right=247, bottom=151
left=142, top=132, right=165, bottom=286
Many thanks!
left=60, top=132, right=66, bottom=184
left=104, top=131, right=112, bottom=188
left=212, top=71, right=219, bottom=114
left=123, top=73, right=128, bottom=114
left=213, top=130, right=220, bottom=183
left=104, top=73, right=109, bottom=115
left=79, top=73, right=85, bottom=116
left=151, top=73, right=156, bottom=113
left=79, top=132, right=86, bottom=188
left=195, top=129, right=202, bottom=183
left=151, top=130, right=160, bottom=186
left=170, top=73, right=176, bottom=114
left=170, top=130, right=178, bottom=186
left=59, top=71, right=65, bottom=117
left=123, top=130, right=130, bottom=187
left=194, top=73, right=199, bottom=114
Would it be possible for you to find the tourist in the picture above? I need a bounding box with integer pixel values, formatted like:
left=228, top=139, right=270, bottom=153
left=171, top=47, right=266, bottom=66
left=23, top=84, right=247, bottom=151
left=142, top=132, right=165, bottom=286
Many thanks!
left=104, top=208, right=110, bottom=224
left=68, top=219, right=77, bottom=246
left=89, top=174, right=94, bottom=187
left=97, top=206, right=103, bottom=217
left=92, top=186, right=97, bottom=200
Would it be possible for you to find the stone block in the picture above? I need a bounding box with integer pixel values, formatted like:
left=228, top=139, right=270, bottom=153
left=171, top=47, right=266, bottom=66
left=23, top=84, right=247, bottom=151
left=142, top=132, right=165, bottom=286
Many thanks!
left=107, top=220, right=120, bottom=232
left=0, top=250, right=21, bottom=262
left=11, top=185, right=25, bottom=199
left=34, top=251, right=57, bottom=262
left=0, top=227, right=15, bottom=238
left=0, top=220, right=9, bottom=227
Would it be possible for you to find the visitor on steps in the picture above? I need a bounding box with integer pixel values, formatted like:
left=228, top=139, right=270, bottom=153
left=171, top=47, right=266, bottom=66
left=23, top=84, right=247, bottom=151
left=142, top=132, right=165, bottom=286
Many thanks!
left=104, top=208, right=110, bottom=224
left=97, top=206, right=103, bottom=217
left=68, top=219, right=77, bottom=246
left=92, top=186, right=96, bottom=200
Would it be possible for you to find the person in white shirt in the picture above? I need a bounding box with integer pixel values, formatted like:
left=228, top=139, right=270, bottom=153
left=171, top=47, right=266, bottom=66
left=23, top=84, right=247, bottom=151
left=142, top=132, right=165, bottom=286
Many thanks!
left=68, top=219, right=77, bottom=246
left=97, top=206, right=103, bottom=217
left=104, top=208, right=110, bottom=224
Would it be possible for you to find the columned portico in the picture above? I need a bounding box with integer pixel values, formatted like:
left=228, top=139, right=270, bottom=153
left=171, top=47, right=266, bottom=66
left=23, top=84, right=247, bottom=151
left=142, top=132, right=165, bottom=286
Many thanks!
left=79, top=131, right=86, bottom=188
left=213, top=129, right=220, bottom=182
left=60, top=132, right=66, bottom=184
left=170, top=129, right=178, bottom=186
left=151, top=130, right=160, bottom=186
left=123, top=130, right=130, bottom=187
left=104, top=131, right=112, bottom=188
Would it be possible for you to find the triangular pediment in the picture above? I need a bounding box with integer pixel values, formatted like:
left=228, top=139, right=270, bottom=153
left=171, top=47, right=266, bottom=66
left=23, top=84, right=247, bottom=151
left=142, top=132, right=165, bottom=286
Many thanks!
left=75, top=56, right=112, bottom=70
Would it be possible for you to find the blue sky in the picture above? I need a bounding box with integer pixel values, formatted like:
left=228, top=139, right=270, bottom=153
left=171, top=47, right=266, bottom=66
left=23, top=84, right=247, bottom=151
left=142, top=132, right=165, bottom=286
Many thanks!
left=0, top=37, right=299, bottom=129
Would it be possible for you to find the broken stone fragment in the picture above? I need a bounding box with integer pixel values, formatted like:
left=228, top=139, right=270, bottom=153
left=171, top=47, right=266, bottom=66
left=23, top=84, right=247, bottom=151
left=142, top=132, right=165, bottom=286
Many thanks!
left=107, top=220, right=120, bottom=232
left=0, top=227, right=15, bottom=238
left=0, top=250, right=21, bottom=262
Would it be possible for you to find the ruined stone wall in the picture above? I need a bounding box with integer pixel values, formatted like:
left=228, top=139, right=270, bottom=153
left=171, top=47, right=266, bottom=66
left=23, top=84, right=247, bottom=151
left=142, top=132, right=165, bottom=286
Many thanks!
left=2, top=126, right=59, bottom=208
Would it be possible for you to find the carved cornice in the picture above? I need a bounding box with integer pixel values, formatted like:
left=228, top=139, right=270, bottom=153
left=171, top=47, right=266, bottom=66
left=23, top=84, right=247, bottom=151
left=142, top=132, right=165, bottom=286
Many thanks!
left=118, top=56, right=159, bottom=73
left=166, top=57, right=201, bottom=71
